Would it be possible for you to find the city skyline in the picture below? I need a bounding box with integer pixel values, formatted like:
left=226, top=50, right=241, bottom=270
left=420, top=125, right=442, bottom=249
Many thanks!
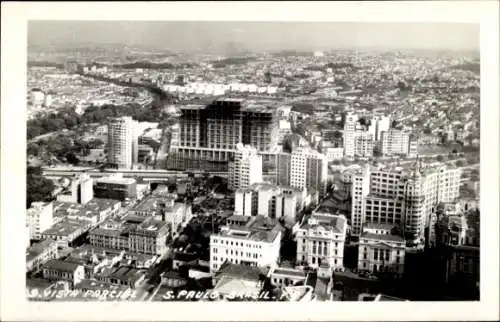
left=28, top=21, right=479, bottom=53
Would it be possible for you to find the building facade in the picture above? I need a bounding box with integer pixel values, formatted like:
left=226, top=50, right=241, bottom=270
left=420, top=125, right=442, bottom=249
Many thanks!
left=108, top=116, right=139, bottom=169
left=296, top=211, right=347, bottom=270
left=26, top=239, right=58, bottom=272
left=42, top=260, right=85, bottom=287
left=57, top=173, right=94, bottom=204
left=350, top=166, right=371, bottom=236
left=380, top=129, right=411, bottom=156
left=234, top=183, right=302, bottom=225
left=343, top=113, right=358, bottom=157
left=288, top=147, right=328, bottom=193
left=209, top=215, right=283, bottom=274
left=93, top=174, right=137, bottom=201
left=357, top=224, right=406, bottom=277
left=168, top=98, right=279, bottom=171
left=27, top=201, right=54, bottom=240
left=354, top=132, right=374, bottom=158
left=228, top=143, right=263, bottom=191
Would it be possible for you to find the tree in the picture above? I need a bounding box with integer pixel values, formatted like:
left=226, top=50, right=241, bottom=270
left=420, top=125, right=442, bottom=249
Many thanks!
left=436, top=155, right=444, bottom=162
left=65, top=152, right=80, bottom=165
left=27, top=142, right=40, bottom=156
left=26, top=166, right=55, bottom=208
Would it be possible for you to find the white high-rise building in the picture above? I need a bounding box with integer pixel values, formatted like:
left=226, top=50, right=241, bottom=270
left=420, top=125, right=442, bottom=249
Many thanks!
left=437, top=166, right=462, bottom=203
left=234, top=188, right=256, bottom=217
left=350, top=165, right=371, bottom=235
left=30, top=89, right=45, bottom=108
left=368, top=115, right=391, bottom=141
left=380, top=129, right=413, bottom=156
left=108, top=116, right=138, bottom=169
left=228, top=143, right=263, bottom=191
left=234, top=183, right=301, bottom=225
left=365, top=163, right=462, bottom=245
left=27, top=202, right=54, bottom=240
left=290, top=147, right=328, bottom=193
left=296, top=211, right=348, bottom=270
left=343, top=113, right=358, bottom=157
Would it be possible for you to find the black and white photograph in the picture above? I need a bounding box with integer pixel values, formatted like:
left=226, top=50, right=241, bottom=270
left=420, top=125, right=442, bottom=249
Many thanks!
left=1, top=1, right=499, bottom=321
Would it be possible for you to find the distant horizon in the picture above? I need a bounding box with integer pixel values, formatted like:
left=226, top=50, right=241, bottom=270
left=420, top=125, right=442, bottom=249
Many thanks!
left=28, top=21, right=479, bottom=54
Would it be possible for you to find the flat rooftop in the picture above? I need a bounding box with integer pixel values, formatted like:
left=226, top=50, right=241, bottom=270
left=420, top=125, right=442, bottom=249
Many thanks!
left=270, top=267, right=307, bottom=278
left=42, top=219, right=88, bottom=237
left=300, top=213, right=346, bottom=234
left=218, top=215, right=282, bottom=243
left=96, top=175, right=136, bottom=185
left=361, top=232, right=405, bottom=243
left=27, top=239, right=57, bottom=262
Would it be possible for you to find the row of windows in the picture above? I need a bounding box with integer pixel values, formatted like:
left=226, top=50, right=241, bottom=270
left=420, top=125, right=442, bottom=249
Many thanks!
left=211, top=240, right=262, bottom=249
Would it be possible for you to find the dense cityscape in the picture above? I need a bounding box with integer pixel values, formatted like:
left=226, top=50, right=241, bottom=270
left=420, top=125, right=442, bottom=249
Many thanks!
left=25, top=25, right=480, bottom=302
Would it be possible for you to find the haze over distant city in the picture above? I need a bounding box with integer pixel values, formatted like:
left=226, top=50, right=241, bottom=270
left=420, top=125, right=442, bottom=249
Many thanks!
left=28, top=21, right=479, bottom=54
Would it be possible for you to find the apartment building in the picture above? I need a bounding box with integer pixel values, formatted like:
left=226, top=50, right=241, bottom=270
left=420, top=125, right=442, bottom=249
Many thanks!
left=108, top=116, right=139, bottom=170
left=57, top=173, right=94, bottom=204
left=228, top=143, right=263, bottom=191
left=234, top=183, right=301, bottom=225
left=26, top=239, right=58, bottom=273
left=343, top=113, right=358, bottom=157
left=437, top=166, right=461, bottom=203
left=368, top=115, right=391, bottom=141
left=324, top=147, right=344, bottom=161
left=93, top=173, right=137, bottom=201
left=128, top=218, right=169, bottom=256
left=288, top=147, right=328, bottom=193
left=296, top=210, right=348, bottom=270
left=354, top=132, right=374, bottom=158
left=42, top=260, right=85, bottom=287
left=380, top=129, right=411, bottom=156
left=168, top=98, right=279, bottom=171
left=27, top=201, right=54, bottom=240
left=350, top=165, right=371, bottom=236
left=347, top=162, right=462, bottom=246
left=209, top=215, right=283, bottom=274
left=89, top=217, right=169, bottom=256
left=357, top=224, right=406, bottom=277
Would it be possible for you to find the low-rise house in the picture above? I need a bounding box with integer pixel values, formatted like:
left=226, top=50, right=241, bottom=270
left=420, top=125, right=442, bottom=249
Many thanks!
left=41, top=219, right=92, bottom=248
left=107, top=266, right=146, bottom=289
left=26, top=239, right=58, bottom=273
left=42, top=259, right=85, bottom=287
left=269, top=266, right=307, bottom=287
left=212, top=263, right=268, bottom=300
left=160, top=271, right=188, bottom=288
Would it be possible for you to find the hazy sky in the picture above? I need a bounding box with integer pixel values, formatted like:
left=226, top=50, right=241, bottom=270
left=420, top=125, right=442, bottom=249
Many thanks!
left=28, top=21, right=479, bottom=52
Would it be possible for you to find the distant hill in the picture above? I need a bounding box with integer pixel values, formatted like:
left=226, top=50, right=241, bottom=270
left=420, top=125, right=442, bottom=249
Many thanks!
left=449, top=62, right=480, bottom=74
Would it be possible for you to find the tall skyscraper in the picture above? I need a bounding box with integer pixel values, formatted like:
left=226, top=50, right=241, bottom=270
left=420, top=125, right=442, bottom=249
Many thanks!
left=169, top=98, right=279, bottom=171
left=343, top=113, right=358, bottom=157
left=108, top=116, right=138, bottom=170
left=228, top=143, right=263, bottom=191
left=347, top=161, right=462, bottom=246
left=350, top=165, right=371, bottom=235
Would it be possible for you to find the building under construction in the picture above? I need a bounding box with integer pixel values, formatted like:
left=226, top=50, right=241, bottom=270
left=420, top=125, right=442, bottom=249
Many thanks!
left=167, top=98, right=279, bottom=171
